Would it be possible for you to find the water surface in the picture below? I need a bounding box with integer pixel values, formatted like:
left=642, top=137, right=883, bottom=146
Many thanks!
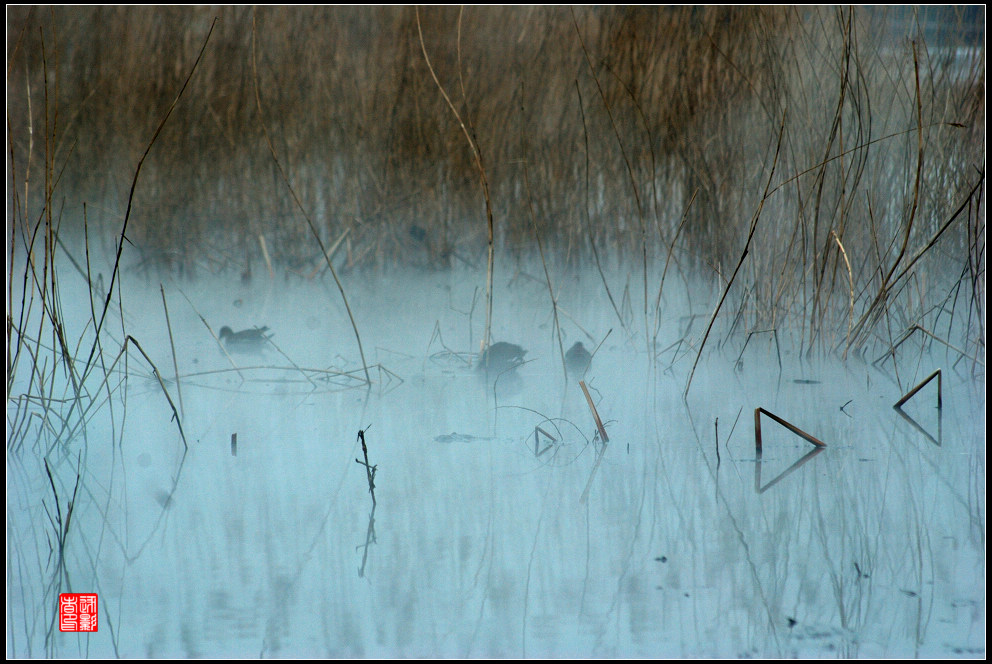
left=6, top=266, right=986, bottom=658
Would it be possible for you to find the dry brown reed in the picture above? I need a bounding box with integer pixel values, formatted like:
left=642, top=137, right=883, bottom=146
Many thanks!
left=159, top=283, right=183, bottom=419
left=754, top=407, right=827, bottom=457
left=893, top=368, right=943, bottom=410
left=6, top=15, right=212, bottom=457
left=6, top=6, right=984, bottom=362
left=415, top=5, right=497, bottom=352
left=579, top=380, right=609, bottom=443
left=250, top=10, right=372, bottom=386
left=6, top=7, right=798, bottom=264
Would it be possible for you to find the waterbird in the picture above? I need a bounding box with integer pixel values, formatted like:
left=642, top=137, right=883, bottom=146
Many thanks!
left=219, top=326, right=272, bottom=353
left=476, top=341, right=527, bottom=374
left=565, top=341, right=592, bottom=375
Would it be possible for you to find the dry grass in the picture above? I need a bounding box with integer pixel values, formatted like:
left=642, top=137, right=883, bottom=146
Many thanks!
left=6, top=6, right=985, bottom=361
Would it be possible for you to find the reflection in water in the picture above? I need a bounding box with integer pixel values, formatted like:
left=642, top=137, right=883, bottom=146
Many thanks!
left=754, top=446, right=826, bottom=494
left=357, top=505, right=377, bottom=579
left=893, top=404, right=943, bottom=447
left=6, top=270, right=984, bottom=658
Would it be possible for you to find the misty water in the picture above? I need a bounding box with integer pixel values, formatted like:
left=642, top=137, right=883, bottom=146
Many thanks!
left=7, top=257, right=985, bottom=658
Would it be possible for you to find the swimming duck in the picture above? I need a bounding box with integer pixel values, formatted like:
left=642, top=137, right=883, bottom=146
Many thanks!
left=219, top=326, right=272, bottom=353
left=565, top=341, right=592, bottom=375
left=477, top=341, right=527, bottom=374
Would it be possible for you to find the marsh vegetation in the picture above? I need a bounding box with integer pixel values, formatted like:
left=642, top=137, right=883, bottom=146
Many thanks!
left=6, top=6, right=985, bottom=657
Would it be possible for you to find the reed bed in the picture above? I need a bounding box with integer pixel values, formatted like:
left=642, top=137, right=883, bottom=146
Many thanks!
left=7, top=6, right=982, bottom=367
left=6, top=24, right=214, bottom=646
left=6, top=12, right=982, bottom=654
left=6, top=5, right=985, bottom=464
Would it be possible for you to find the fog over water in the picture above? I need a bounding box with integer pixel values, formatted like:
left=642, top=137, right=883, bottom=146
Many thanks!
left=6, top=5, right=985, bottom=659
left=6, top=254, right=985, bottom=658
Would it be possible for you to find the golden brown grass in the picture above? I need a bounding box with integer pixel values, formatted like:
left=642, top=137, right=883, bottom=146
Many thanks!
left=6, top=6, right=985, bottom=362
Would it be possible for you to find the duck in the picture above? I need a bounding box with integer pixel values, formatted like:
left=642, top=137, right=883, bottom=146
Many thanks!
left=476, top=341, right=527, bottom=374
left=565, top=341, right=592, bottom=375
left=219, top=326, right=272, bottom=353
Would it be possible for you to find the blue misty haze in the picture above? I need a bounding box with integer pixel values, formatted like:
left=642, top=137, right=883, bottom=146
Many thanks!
left=7, top=260, right=985, bottom=657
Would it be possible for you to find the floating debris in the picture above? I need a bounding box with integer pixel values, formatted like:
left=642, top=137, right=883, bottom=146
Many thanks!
left=434, top=432, right=492, bottom=444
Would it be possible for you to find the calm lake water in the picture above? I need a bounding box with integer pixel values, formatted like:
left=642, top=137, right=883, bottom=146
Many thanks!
left=6, top=264, right=986, bottom=658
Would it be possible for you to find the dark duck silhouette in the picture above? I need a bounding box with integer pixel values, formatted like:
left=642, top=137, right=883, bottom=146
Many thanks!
left=219, top=326, right=272, bottom=353
left=565, top=341, right=592, bottom=375
left=476, top=341, right=527, bottom=374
